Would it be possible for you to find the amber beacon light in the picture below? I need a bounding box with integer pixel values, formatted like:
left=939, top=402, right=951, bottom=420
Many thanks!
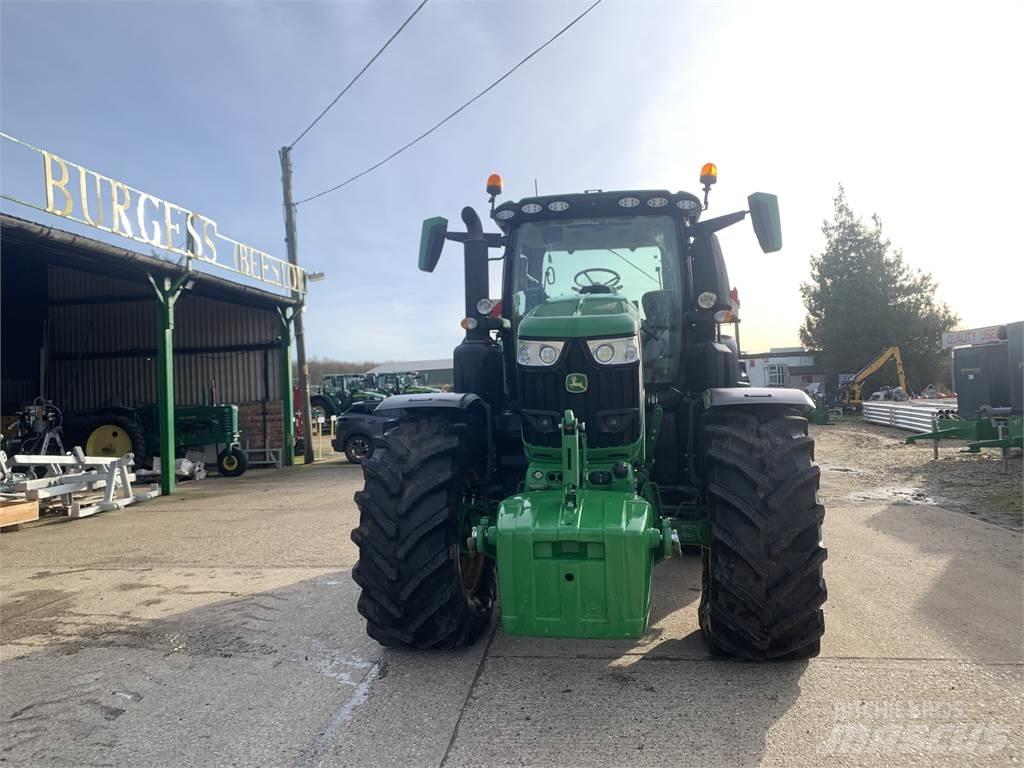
left=700, top=162, right=718, bottom=187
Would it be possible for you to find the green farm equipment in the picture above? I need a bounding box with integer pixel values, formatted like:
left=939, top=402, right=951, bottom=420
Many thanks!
left=372, top=371, right=442, bottom=396
left=906, top=410, right=1023, bottom=453
left=311, top=373, right=386, bottom=420
left=64, top=404, right=248, bottom=476
left=350, top=168, right=827, bottom=659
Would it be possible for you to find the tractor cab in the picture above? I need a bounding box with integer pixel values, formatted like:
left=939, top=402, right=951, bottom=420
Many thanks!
left=313, top=373, right=385, bottom=421
left=374, top=371, right=441, bottom=396
left=508, top=209, right=684, bottom=389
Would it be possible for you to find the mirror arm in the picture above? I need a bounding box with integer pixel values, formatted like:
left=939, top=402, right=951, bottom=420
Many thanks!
left=447, top=231, right=504, bottom=249
left=694, top=210, right=747, bottom=237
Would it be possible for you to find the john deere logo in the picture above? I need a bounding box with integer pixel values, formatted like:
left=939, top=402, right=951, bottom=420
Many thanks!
left=566, top=373, right=588, bottom=393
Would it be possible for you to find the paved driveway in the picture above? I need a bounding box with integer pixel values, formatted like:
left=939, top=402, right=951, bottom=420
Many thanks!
left=1, top=436, right=1021, bottom=767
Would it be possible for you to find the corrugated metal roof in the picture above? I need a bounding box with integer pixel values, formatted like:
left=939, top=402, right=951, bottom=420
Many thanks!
left=368, top=359, right=453, bottom=374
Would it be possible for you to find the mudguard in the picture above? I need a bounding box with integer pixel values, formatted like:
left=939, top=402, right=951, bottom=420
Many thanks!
left=374, top=392, right=493, bottom=474
left=703, top=387, right=814, bottom=412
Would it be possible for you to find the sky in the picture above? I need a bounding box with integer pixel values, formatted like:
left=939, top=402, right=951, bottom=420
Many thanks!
left=2, top=0, right=1021, bottom=361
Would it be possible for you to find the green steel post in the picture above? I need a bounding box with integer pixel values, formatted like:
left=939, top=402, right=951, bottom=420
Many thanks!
left=278, top=307, right=296, bottom=466
left=148, top=272, right=191, bottom=496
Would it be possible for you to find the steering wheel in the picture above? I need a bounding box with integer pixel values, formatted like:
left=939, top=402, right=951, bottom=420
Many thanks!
left=573, top=268, right=622, bottom=290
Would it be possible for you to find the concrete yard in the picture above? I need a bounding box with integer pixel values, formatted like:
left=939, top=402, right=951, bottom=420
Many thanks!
left=1, top=422, right=1021, bottom=767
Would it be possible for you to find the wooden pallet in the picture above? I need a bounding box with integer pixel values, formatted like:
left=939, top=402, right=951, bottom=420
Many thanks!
left=0, top=499, right=40, bottom=532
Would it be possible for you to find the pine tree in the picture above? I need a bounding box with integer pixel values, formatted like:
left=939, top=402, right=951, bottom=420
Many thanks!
left=800, top=187, right=958, bottom=393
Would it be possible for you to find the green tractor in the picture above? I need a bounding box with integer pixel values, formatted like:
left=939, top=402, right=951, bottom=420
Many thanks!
left=373, top=371, right=442, bottom=396
left=64, top=404, right=248, bottom=476
left=351, top=168, right=827, bottom=659
left=311, top=373, right=386, bottom=420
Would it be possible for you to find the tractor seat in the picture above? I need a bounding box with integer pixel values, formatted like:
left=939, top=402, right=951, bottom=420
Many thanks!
left=579, top=284, right=614, bottom=294
left=641, top=290, right=674, bottom=334
left=641, top=289, right=675, bottom=365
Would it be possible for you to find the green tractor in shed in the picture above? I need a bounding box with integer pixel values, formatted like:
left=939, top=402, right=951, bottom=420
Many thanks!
left=64, top=403, right=248, bottom=476
left=351, top=167, right=827, bottom=659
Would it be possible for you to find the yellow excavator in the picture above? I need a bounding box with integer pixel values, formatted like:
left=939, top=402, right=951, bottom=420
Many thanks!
left=838, top=346, right=910, bottom=410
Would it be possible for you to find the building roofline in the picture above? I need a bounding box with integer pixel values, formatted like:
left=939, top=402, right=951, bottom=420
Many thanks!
left=1, top=213, right=299, bottom=310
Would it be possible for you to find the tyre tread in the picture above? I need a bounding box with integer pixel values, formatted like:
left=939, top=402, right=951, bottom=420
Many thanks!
left=700, top=407, right=827, bottom=660
left=350, top=414, right=494, bottom=649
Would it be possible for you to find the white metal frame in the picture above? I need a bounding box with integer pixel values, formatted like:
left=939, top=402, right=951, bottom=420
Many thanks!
left=1, top=448, right=160, bottom=518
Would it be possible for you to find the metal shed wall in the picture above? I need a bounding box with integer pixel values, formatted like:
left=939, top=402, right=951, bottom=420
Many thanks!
left=46, top=265, right=281, bottom=412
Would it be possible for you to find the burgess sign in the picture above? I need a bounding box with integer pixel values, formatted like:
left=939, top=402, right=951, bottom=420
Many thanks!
left=0, top=132, right=306, bottom=294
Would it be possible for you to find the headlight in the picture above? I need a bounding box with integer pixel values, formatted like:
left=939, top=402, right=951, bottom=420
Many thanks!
left=586, top=335, right=639, bottom=365
left=518, top=339, right=565, bottom=367
left=697, top=291, right=717, bottom=309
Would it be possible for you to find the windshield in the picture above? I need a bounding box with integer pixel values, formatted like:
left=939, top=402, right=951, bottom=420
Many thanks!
left=509, top=215, right=683, bottom=383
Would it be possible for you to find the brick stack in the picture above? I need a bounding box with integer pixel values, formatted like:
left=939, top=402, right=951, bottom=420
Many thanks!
left=237, top=400, right=284, bottom=450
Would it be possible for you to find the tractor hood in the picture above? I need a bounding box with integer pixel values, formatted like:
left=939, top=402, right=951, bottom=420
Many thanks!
left=518, top=294, right=639, bottom=340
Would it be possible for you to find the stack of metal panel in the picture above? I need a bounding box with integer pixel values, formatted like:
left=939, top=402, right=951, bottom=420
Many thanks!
left=863, top=400, right=957, bottom=433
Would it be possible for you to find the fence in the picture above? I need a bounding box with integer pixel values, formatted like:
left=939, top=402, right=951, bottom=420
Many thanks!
left=862, top=401, right=957, bottom=433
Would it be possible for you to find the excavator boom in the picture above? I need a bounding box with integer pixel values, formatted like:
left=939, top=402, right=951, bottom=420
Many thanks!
left=841, top=346, right=909, bottom=407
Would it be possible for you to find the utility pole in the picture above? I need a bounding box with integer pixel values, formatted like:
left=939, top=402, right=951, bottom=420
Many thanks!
left=279, top=146, right=315, bottom=464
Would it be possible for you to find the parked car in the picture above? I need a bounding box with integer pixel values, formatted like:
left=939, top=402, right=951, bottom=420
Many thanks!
left=332, top=400, right=393, bottom=464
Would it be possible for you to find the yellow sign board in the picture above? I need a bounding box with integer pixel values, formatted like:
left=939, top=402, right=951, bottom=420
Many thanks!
left=0, top=132, right=305, bottom=294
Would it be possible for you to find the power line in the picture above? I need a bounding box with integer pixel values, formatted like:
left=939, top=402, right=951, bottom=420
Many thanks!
left=296, top=0, right=604, bottom=205
left=288, top=0, right=430, bottom=149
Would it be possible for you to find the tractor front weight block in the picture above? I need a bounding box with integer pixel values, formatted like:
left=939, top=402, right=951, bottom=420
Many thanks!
left=496, top=489, right=657, bottom=639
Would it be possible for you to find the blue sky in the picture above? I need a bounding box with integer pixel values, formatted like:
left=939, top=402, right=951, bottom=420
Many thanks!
left=2, top=0, right=1021, bottom=361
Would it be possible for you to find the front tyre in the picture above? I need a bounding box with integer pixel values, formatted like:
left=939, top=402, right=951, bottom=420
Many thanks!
left=217, top=448, right=248, bottom=477
left=351, top=414, right=494, bottom=649
left=700, top=407, right=827, bottom=660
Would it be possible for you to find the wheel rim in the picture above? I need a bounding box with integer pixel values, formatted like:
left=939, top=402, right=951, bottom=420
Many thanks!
left=222, top=455, right=238, bottom=471
left=86, top=424, right=132, bottom=457
left=348, top=437, right=370, bottom=459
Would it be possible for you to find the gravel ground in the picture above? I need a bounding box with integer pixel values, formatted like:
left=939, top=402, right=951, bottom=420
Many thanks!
left=812, top=418, right=1023, bottom=531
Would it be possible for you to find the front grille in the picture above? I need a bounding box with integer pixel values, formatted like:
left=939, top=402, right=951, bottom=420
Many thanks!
left=519, top=340, right=640, bottom=448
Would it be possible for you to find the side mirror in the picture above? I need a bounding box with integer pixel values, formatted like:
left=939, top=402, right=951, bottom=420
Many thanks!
left=747, top=193, right=782, bottom=253
left=418, top=216, right=448, bottom=272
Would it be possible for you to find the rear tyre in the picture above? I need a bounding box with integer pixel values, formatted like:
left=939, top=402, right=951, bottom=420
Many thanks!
left=351, top=414, right=495, bottom=649
left=83, top=417, right=147, bottom=467
left=343, top=434, right=372, bottom=464
left=699, top=407, right=827, bottom=660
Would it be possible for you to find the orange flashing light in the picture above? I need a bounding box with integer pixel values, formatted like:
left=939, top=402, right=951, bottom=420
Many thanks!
left=700, top=162, right=718, bottom=187
left=486, top=173, right=503, bottom=196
